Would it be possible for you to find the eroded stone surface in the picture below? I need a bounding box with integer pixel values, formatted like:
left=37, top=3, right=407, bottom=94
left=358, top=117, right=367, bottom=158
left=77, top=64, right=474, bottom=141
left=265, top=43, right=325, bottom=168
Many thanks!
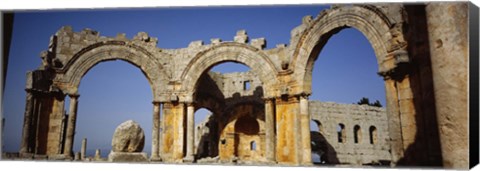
left=112, top=120, right=145, bottom=153
left=18, top=3, right=469, bottom=169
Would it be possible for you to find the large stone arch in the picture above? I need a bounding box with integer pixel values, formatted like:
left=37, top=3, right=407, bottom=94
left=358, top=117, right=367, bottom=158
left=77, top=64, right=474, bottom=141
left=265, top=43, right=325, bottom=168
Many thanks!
left=291, top=5, right=413, bottom=165
left=180, top=42, right=279, bottom=101
left=292, top=5, right=398, bottom=94
left=53, top=41, right=170, bottom=101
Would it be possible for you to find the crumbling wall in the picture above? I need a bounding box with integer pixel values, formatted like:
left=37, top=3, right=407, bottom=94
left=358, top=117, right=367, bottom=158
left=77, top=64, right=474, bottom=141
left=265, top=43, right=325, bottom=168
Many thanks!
left=310, top=101, right=391, bottom=165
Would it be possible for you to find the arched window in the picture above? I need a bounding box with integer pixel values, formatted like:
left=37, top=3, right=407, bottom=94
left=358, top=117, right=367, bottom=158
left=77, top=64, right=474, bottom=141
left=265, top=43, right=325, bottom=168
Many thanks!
left=369, top=126, right=377, bottom=144
left=250, top=141, right=257, bottom=151
left=354, top=125, right=361, bottom=144
left=337, top=123, right=346, bottom=143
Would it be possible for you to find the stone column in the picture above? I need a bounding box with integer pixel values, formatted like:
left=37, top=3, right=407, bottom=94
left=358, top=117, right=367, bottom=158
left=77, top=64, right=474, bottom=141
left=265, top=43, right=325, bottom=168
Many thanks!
left=174, top=102, right=185, bottom=161
left=426, top=3, right=468, bottom=169
left=63, top=94, right=79, bottom=158
left=299, top=95, right=312, bottom=164
left=383, top=78, right=404, bottom=165
left=184, top=102, right=195, bottom=161
left=81, top=138, right=87, bottom=160
left=151, top=102, right=161, bottom=160
left=94, top=149, right=101, bottom=160
left=264, top=98, right=275, bottom=162
left=20, top=90, right=34, bottom=154
left=74, top=152, right=81, bottom=161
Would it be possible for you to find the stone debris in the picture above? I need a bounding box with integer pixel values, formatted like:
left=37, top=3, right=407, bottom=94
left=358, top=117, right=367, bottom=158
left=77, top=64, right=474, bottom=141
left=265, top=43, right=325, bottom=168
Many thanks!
left=111, top=120, right=145, bottom=153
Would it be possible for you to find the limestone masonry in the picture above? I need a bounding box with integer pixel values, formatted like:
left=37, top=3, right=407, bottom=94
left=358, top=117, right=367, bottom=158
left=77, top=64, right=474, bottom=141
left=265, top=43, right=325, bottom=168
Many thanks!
left=14, top=3, right=471, bottom=169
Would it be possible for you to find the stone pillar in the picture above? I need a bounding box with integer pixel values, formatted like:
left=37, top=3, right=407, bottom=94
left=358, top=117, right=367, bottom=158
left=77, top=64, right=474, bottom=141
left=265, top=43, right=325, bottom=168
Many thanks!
left=74, top=152, right=81, bottom=161
left=264, top=98, right=275, bottom=162
left=81, top=138, right=87, bottom=160
left=175, top=102, right=185, bottom=161
left=63, top=94, right=79, bottom=158
left=275, top=96, right=300, bottom=164
left=184, top=102, right=195, bottom=161
left=20, top=90, right=34, bottom=154
left=299, top=95, right=312, bottom=164
left=426, top=3, right=468, bottom=169
left=151, top=102, right=161, bottom=160
left=94, top=149, right=101, bottom=160
left=384, top=78, right=404, bottom=165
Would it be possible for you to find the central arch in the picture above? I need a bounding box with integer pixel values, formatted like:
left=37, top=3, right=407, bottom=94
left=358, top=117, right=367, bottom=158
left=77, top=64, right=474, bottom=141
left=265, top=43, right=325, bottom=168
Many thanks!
left=180, top=43, right=279, bottom=100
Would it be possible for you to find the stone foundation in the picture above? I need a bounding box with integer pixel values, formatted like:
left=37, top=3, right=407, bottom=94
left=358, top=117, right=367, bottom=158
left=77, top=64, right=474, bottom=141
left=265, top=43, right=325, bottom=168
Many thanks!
left=108, top=151, right=148, bottom=162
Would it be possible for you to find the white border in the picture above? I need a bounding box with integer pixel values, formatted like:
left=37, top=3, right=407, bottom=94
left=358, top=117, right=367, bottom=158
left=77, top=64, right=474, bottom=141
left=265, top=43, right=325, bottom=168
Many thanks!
left=0, top=0, right=465, bottom=10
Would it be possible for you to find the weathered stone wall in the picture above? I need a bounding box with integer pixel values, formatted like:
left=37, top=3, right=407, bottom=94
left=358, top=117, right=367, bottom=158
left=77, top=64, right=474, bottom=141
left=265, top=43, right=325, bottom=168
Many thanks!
left=309, top=101, right=391, bottom=165
left=18, top=3, right=470, bottom=168
left=218, top=104, right=265, bottom=162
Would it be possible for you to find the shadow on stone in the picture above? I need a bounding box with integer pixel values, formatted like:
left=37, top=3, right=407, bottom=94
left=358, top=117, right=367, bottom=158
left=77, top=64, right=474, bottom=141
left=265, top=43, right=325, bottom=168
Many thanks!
left=310, top=131, right=339, bottom=165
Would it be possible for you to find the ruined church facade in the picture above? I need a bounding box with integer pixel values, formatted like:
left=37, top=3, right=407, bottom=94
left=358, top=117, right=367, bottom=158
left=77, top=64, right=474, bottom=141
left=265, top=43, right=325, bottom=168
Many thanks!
left=17, top=3, right=471, bottom=169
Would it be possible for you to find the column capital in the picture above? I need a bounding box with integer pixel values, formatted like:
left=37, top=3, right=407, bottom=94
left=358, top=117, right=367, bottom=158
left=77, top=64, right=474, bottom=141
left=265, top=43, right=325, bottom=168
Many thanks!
left=152, top=101, right=163, bottom=105
left=298, top=92, right=310, bottom=99
left=262, top=97, right=276, bottom=102
left=68, top=93, right=80, bottom=98
left=290, top=92, right=310, bottom=100
left=378, top=49, right=410, bottom=81
left=186, top=102, right=195, bottom=107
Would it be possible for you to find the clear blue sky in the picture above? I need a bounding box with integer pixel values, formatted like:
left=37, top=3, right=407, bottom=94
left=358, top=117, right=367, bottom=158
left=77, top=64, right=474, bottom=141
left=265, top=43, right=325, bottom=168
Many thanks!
left=2, top=5, right=385, bottom=156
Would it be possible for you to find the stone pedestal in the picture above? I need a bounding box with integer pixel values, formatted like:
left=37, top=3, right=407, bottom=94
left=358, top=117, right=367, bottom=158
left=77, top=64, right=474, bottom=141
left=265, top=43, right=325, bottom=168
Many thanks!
left=74, top=152, right=81, bottom=161
left=183, top=156, right=195, bottom=163
left=108, top=151, right=148, bottom=162
left=48, top=154, right=67, bottom=160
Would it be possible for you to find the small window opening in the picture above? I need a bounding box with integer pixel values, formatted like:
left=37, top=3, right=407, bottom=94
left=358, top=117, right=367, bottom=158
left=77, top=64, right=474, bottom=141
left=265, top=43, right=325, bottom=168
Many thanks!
left=354, top=125, right=361, bottom=144
left=250, top=141, right=257, bottom=151
left=337, top=123, right=346, bottom=143
left=244, top=80, right=251, bottom=90
left=369, top=126, right=377, bottom=144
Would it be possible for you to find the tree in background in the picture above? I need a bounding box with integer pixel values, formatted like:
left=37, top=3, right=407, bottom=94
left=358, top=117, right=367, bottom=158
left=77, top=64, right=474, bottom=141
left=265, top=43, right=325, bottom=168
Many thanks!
left=356, top=97, right=382, bottom=107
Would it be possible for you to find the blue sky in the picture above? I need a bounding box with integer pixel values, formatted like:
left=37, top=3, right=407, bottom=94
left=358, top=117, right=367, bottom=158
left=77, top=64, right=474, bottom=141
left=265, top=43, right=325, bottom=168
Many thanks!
left=2, top=5, right=385, bottom=156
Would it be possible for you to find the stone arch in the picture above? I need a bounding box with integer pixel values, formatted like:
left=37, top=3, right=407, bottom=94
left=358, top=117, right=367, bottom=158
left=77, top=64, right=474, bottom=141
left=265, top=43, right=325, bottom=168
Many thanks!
left=54, top=41, right=169, bottom=101
left=180, top=43, right=278, bottom=100
left=311, top=119, right=324, bottom=134
left=292, top=5, right=397, bottom=94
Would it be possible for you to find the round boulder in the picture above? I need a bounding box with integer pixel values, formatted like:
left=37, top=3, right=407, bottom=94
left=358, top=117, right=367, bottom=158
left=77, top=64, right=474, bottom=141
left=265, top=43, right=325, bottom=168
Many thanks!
left=111, top=120, right=145, bottom=152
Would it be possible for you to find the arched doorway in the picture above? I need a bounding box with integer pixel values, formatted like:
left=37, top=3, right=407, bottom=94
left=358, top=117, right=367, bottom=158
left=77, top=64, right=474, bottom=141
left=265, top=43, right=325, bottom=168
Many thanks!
left=219, top=103, right=265, bottom=162
left=53, top=43, right=168, bottom=160
left=72, top=60, right=153, bottom=160
left=194, top=108, right=217, bottom=159
left=293, top=6, right=412, bottom=165
left=178, top=44, right=278, bottom=162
